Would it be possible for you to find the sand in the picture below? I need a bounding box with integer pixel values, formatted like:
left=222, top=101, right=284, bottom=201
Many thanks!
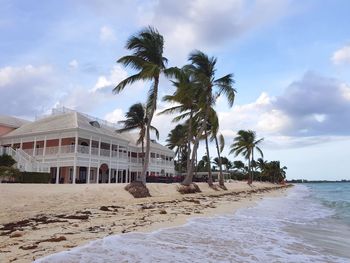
left=0, top=182, right=291, bottom=263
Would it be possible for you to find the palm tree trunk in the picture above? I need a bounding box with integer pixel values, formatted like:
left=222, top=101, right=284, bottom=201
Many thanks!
left=214, top=135, right=225, bottom=187
left=183, top=104, right=210, bottom=185
left=194, top=150, right=197, bottom=178
left=205, top=129, right=213, bottom=186
left=251, top=150, right=254, bottom=184
left=247, top=156, right=252, bottom=185
left=186, top=109, right=193, bottom=174
left=141, top=76, right=159, bottom=185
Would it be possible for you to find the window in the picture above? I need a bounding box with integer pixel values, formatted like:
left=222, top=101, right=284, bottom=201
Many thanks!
left=89, top=121, right=101, bottom=128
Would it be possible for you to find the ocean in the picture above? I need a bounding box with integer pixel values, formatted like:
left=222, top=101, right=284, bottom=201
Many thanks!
left=36, top=183, right=350, bottom=263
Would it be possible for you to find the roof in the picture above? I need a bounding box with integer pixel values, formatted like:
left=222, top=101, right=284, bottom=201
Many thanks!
left=0, top=115, right=30, bottom=128
left=1, top=110, right=174, bottom=154
left=119, top=132, right=174, bottom=154
left=2, top=112, right=126, bottom=142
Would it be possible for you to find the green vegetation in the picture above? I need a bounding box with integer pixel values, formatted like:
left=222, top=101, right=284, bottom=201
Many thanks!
left=229, top=130, right=264, bottom=185
left=18, top=172, right=51, bottom=184
left=114, top=26, right=287, bottom=188
left=0, top=154, right=16, bottom=167
left=114, top=26, right=168, bottom=184
left=117, top=103, right=159, bottom=166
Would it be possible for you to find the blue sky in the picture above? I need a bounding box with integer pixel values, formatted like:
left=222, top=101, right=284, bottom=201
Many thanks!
left=1, top=0, right=350, bottom=180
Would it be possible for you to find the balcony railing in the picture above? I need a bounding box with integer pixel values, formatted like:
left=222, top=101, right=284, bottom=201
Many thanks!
left=60, top=145, right=75, bottom=154
left=17, top=146, right=174, bottom=167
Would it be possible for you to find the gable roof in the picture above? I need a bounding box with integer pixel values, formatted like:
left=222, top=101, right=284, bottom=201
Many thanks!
left=0, top=115, right=30, bottom=128
left=2, top=112, right=126, bottom=142
left=121, top=132, right=173, bottom=155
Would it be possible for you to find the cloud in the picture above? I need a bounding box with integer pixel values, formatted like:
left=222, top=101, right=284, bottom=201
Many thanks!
left=216, top=72, right=350, bottom=149
left=274, top=72, right=350, bottom=137
left=91, top=65, right=128, bottom=92
left=99, top=25, right=117, bottom=43
left=0, top=65, right=59, bottom=116
left=105, top=108, right=124, bottom=123
left=331, top=44, right=350, bottom=65
left=69, top=59, right=79, bottom=69
left=56, top=64, right=145, bottom=113
left=139, top=0, right=292, bottom=62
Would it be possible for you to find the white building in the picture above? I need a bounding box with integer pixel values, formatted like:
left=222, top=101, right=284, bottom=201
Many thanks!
left=0, top=108, right=175, bottom=184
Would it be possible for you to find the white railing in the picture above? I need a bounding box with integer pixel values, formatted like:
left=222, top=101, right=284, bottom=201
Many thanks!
left=100, top=148, right=110, bottom=157
left=35, top=148, right=44, bottom=156
left=60, top=145, right=75, bottom=154
left=77, top=145, right=90, bottom=154
left=1, top=147, right=49, bottom=172
left=46, top=146, right=59, bottom=155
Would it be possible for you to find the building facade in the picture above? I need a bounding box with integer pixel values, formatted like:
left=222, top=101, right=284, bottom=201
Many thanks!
left=0, top=108, right=175, bottom=184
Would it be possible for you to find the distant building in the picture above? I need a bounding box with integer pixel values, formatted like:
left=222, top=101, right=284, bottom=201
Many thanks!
left=0, top=108, right=175, bottom=184
left=0, top=115, right=30, bottom=137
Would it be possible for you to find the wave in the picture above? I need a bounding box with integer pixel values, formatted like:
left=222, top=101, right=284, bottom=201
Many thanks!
left=36, top=185, right=350, bottom=263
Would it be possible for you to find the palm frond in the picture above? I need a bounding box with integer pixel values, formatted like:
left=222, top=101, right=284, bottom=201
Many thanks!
left=113, top=73, right=143, bottom=94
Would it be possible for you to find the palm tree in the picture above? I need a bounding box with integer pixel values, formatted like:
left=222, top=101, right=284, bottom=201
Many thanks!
left=185, top=51, right=236, bottom=186
left=114, top=26, right=167, bottom=184
left=221, top=157, right=232, bottom=172
left=229, top=130, right=264, bottom=185
left=117, top=103, right=159, bottom=166
left=256, top=158, right=267, bottom=181
left=263, top=161, right=287, bottom=183
left=166, top=124, right=187, bottom=173
left=209, top=109, right=226, bottom=187
left=233, top=160, right=245, bottom=172
left=159, top=66, right=200, bottom=179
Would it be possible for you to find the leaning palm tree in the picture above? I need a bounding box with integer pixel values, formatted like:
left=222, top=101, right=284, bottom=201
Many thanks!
left=159, top=66, right=200, bottom=180
left=256, top=157, right=267, bottom=181
left=166, top=124, right=187, bottom=173
left=185, top=51, right=236, bottom=186
left=229, top=130, right=264, bottom=185
left=209, top=109, right=226, bottom=187
left=117, top=103, right=159, bottom=166
left=114, top=26, right=167, bottom=184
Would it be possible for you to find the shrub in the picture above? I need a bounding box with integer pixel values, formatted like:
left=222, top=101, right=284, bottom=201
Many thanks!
left=0, top=154, right=16, bottom=167
left=18, top=172, right=51, bottom=183
left=0, top=166, right=21, bottom=182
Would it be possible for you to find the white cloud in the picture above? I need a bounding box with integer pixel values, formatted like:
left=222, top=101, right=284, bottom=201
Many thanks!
left=105, top=108, right=124, bottom=123
left=340, top=83, right=350, bottom=101
left=138, top=0, right=292, bottom=62
left=99, top=25, right=116, bottom=43
left=331, top=45, right=350, bottom=65
left=91, top=65, right=128, bottom=92
left=69, top=59, right=79, bottom=69
left=0, top=65, right=58, bottom=116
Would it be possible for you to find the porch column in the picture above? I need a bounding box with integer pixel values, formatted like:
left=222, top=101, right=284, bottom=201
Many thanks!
left=98, top=138, right=101, bottom=156
left=55, top=167, right=60, bottom=184
left=56, top=135, right=62, bottom=184
left=108, top=140, right=112, bottom=183
left=73, top=133, right=78, bottom=184
left=87, top=136, right=92, bottom=184
left=43, top=136, right=47, bottom=163
left=33, top=137, right=37, bottom=156
left=20, top=138, right=23, bottom=150
left=96, top=165, right=100, bottom=184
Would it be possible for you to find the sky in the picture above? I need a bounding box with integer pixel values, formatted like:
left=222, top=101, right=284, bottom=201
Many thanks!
left=1, top=0, right=350, bottom=181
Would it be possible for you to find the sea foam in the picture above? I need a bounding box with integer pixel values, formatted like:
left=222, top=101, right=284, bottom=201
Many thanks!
left=35, top=185, right=350, bottom=263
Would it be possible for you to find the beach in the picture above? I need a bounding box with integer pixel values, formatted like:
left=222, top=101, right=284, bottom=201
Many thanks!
left=0, top=182, right=288, bottom=262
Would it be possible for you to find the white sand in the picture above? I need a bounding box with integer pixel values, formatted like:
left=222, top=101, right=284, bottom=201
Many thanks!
left=0, top=182, right=290, bottom=263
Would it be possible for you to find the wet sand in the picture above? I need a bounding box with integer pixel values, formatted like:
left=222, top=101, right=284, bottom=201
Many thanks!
left=0, top=182, right=291, bottom=262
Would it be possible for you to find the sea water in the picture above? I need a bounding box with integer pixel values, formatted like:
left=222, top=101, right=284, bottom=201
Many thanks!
left=36, top=183, right=350, bottom=263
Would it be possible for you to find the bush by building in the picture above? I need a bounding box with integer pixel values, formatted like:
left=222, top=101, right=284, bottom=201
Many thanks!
left=18, top=172, right=51, bottom=183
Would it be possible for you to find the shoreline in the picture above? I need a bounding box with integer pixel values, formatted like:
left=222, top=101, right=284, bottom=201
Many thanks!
left=0, top=182, right=291, bottom=262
